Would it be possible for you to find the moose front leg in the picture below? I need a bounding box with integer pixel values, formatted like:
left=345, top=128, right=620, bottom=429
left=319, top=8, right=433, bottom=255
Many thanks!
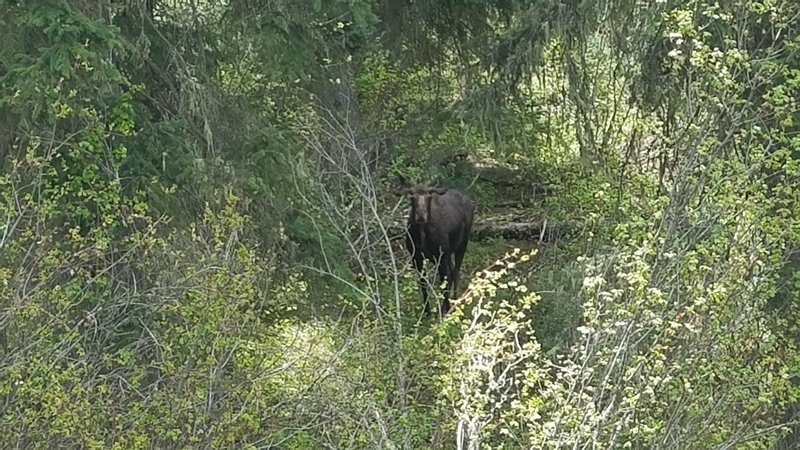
left=450, top=247, right=466, bottom=302
left=412, top=253, right=431, bottom=315
left=437, top=253, right=454, bottom=318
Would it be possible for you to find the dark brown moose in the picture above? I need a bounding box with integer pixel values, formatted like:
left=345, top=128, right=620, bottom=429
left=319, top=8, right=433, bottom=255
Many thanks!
left=404, top=185, right=475, bottom=317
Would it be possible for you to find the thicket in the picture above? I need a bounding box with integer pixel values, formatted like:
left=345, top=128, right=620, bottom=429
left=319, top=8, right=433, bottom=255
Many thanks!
left=1, top=0, right=800, bottom=448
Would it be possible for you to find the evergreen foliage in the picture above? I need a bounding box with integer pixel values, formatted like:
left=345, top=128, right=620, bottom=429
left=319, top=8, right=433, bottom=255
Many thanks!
left=2, top=0, right=800, bottom=448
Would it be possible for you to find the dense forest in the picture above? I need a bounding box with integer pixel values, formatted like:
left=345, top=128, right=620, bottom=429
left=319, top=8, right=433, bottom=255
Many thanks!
left=2, top=0, right=800, bottom=448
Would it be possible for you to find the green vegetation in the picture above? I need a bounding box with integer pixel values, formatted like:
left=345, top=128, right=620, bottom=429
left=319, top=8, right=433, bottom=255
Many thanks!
left=2, top=0, right=800, bottom=448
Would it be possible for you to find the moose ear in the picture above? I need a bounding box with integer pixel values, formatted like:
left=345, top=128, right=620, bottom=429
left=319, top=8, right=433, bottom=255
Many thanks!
left=431, top=186, right=448, bottom=195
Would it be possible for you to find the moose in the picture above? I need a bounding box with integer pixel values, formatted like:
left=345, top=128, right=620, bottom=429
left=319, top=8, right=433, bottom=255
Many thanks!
left=404, top=184, right=475, bottom=317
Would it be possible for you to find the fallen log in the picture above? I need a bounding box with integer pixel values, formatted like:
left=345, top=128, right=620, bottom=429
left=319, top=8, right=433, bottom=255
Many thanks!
left=477, top=175, right=556, bottom=195
left=494, top=200, right=534, bottom=208
left=473, top=166, right=555, bottom=193
left=472, top=219, right=573, bottom=242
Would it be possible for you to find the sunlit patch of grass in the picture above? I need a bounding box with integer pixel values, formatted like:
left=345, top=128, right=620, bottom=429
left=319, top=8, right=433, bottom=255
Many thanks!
left=263, top=319, right=340, bottom=392
left=526, top=256, right=584, bottom=353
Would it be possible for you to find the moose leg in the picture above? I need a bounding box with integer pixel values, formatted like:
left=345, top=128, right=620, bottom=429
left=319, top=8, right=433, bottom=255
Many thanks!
left=438, top=253, right=453, bottom=317
left=450, top=246, right=467, bottom=302
left=412, top=253, right=431, bottom=315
